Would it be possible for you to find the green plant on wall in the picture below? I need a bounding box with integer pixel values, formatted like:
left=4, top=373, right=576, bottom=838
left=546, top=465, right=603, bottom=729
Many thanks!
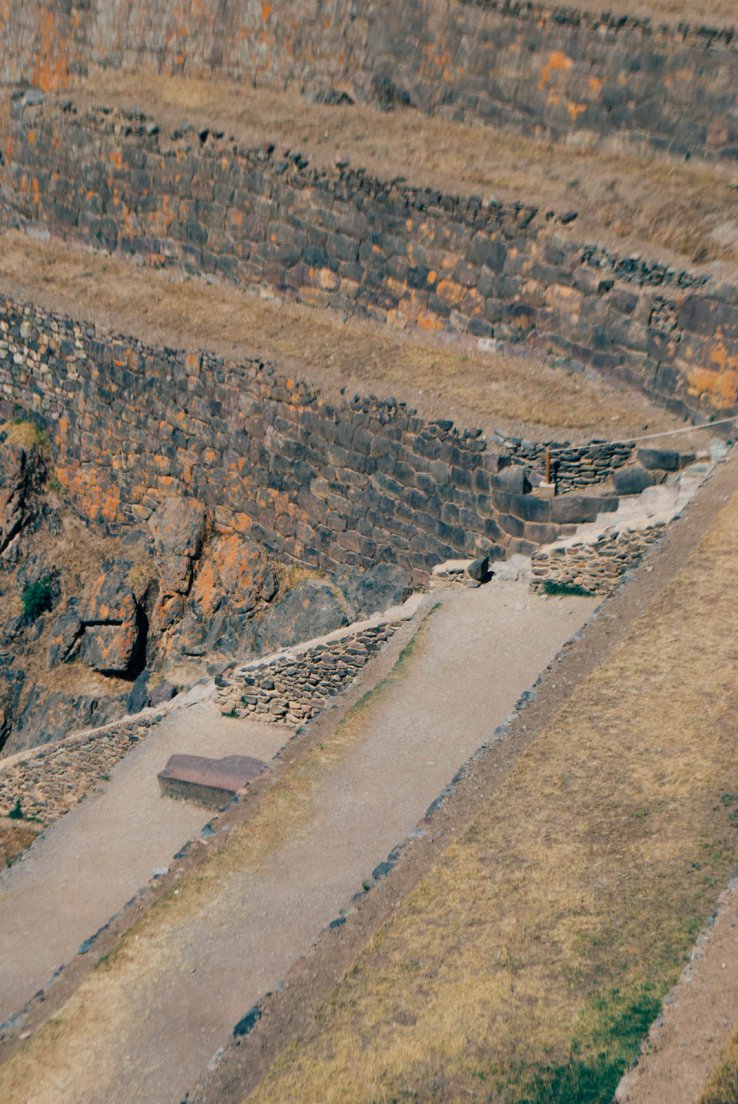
left=21, top=576, right=58, bottom=623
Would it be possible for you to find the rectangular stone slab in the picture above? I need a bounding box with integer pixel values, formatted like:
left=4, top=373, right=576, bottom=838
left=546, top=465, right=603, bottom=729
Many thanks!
left=158, top=753, right=267, bottom=807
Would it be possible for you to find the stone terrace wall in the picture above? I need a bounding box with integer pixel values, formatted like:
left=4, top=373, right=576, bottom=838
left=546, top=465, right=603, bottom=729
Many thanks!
left=2, top=0, right=736, bottom=159
left=0, top=711, right=163, bottom=824
left=530, top=523, right=665, bottom=594
left=498, top=435, right=636, bottom=491
left=4, top=99, right=737, bottom=416
left=0, top=295, right=621, bottom=579
left=217, top=622, right=397, bottom=727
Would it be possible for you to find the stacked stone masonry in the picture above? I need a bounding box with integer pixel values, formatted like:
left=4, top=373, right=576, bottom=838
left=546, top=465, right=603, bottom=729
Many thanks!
left=2, top=0, right=737, bottom=159
left=217, top=623, right=397, bottom=726
left=3, top=99, right=737, bottom=416
left=0, top=295, right=631, bottom=579
left=500, top=436, right=635, bottom=491
left=0, top=712, right=162, bottom=826
left=530, top=524, right=666, bottom=595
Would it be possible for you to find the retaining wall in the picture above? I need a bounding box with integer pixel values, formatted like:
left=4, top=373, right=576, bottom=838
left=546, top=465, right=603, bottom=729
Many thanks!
left=0, top=295, right=624, bottom=579
left=530, top=523, right=665, bottom=594
left=0, top=711, right=162, bottom=824
left=2, top=0, right=737, bottom=159
left=217, top=622, right=397, bottom=726
left=3, top=98, right=737, bottom=416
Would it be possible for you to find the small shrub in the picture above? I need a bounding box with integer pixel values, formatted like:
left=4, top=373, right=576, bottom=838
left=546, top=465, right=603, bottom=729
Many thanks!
left=21, top=576, right=58, bottom=622
left=542, top=579, right=594, bottom=598
left=8, top=798, right=23, bottom=820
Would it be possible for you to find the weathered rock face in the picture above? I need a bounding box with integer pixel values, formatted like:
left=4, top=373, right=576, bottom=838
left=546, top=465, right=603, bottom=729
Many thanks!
left=148, top=497, right=208, bottom=595
left=45, top=561, right=151, bottom=677
left=0, top=457, right=357, bottom=751
left=338, top=562, right=412, bottom=619
left=171, top=533, right=278, bottom=658
left=0, top=440, right=46, bottom=557
left=256, top=578, right=349, bottom=654
left=10, top=687, right=129, bottom=753
left=78, top=561, right=148, bottom=676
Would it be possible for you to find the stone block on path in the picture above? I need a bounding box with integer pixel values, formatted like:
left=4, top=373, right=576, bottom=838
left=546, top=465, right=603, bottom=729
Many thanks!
left=158, top=753, right=267, bottom=807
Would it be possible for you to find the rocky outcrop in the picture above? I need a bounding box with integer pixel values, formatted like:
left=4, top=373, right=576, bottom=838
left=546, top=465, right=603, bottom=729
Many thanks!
left=255, top=579, right=349, bottom=655
left=0, top=434, right=47, bottom=558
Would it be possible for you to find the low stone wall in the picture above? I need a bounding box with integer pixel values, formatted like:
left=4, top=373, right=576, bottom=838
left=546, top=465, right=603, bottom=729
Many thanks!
left=498, top=436, right=636, bottom=492
left=217, top=622, right=397, bottom=726
left=3, top=0, right=736, bottom=159
left=3, top=98, right=736, bottom=416
left=530, top=524, right=666, bottom=595
left=0, top=711, right=163, bottom=825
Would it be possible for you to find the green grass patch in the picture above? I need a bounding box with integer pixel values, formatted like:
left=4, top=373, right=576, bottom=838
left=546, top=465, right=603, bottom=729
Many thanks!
left=542, top=579, right=595, bottom=598
left=515, top=986, right=663, bottom=1104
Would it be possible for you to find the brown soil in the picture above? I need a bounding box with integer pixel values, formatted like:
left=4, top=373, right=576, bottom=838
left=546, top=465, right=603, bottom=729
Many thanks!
left=0, top=230, right=683, bottom=443
left=73, top=74, right=738, bottom=274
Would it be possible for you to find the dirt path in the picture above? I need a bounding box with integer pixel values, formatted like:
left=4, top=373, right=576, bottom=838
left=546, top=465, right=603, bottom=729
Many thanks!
left=0, top=697, right=288, bottom=1024
left=0, top=581, right=595, bottom=1104
left=616, top=874, right=738, bottom=1104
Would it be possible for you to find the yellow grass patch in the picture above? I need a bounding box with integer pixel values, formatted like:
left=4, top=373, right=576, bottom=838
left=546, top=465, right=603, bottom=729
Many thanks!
left=245, top=488, right=738, bottom=1103
left=77, top=73, right=738, bottom=271
left=0, top=230, right=682, bottom=442
left=699, top=1029, right=738, bottom=1104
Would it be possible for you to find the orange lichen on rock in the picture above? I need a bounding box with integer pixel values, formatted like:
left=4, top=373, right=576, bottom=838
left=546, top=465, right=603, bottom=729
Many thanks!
left=538, top=50, right=573, bottom=91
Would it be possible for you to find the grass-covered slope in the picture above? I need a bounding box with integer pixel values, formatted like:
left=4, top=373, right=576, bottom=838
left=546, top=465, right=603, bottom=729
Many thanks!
left=246, top=486, right=738, bottom=1104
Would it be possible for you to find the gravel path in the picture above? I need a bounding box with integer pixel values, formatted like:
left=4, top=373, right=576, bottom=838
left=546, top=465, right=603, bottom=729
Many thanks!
left=0, top=580, right=595, bottom=1104
left=0, top=699, right=288, bottom=1023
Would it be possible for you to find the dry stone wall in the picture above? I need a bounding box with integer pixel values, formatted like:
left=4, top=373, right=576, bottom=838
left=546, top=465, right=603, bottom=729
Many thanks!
left=498, top=436, right=636, bottom=491
left=530, top=524, right=665, bottom=594
left=0, top=711, right=163, bottom=825
left=2, top=0, right=736, bottom=159
left=217, top=622, right=397, bottom=726
left=4, top=98, right=737, bottom=416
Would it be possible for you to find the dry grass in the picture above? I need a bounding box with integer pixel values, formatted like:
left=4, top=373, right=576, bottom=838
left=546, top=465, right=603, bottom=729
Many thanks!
left=4, top=420, right=48, bottom=452
left=0, top=820, right=40, bottom=868
left=0, top=620, right=430, bottom=1102
left=77, top=73, right=738, bottom=272
left=0, top=230, right=682, bottom=442
left=699, top=1030, right=738, bottom=1104
left=241, top=488, right=738, bottom=1104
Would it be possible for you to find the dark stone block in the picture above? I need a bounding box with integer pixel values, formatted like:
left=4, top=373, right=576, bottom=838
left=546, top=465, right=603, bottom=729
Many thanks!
left=158, top=753, right=266, bottom=807
left=612, top=467, right=661, bottom=495
left=637, top=447, right=683, bottom=471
